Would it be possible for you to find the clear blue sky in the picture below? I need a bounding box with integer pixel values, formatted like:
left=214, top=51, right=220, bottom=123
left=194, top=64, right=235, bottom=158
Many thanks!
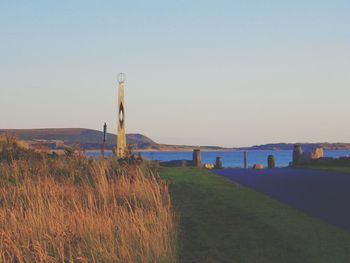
left=0, top=1, right=349, bottom=147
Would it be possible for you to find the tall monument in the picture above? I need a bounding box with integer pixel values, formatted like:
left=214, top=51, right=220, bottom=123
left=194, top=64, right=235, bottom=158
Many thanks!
left=116, top=73, right=127, bottom=158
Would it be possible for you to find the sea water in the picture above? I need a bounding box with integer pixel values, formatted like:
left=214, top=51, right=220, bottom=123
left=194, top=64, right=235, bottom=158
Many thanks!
left=86, top=150, right=350, bottom=168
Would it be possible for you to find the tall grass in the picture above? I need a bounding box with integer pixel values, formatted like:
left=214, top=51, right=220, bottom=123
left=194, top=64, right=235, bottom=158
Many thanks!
left=0, top=135, right=177, bottom=262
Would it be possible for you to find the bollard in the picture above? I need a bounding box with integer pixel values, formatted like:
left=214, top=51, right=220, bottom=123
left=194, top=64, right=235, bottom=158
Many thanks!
left=193, top=149, right=201, bottom=167
left=268, top=155, right=275, bottom=168
left=215, top=157, right=223, bottom=169
left=293, top=144, right=303, bottom=165
left=243, top=151, right=248, bottom=169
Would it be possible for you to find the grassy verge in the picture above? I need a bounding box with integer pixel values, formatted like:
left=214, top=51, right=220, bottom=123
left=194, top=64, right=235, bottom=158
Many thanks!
left=295, top=165, right=350, bottom=174
left=160, top=167, right=350, bottom=263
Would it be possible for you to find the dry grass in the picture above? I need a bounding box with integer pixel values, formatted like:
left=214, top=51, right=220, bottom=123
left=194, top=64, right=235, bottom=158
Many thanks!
left=0, top=136, right=177, bottom=263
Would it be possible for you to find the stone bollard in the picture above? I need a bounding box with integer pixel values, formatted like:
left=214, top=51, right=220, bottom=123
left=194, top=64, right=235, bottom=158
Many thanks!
left=268, top=155, right=275, bottom=168
left=215, top=157, right=223, bottom=169
left=193, top=149, right=201, bottom=167
left=243, top=151, right=248, bottom=169
left=293, top=144, right=303, bottom=165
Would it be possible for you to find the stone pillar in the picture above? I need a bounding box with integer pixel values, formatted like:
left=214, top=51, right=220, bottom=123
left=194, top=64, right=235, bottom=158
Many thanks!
left=193, top=149, right=201, bottom=167
left=268, top=155, right=275, bottom=168
left=215, top=157, right=223, bottom=169
left=293, top=144, right=303, bottom=165
left=243, top=151, right=248, bottom=169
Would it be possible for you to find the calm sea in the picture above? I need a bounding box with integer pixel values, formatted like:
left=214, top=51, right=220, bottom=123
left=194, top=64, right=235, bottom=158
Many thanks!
left=86, top=150, right=350, bottom=168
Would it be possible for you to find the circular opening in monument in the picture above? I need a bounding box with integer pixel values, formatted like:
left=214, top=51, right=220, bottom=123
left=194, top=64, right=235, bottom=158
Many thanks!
left=119, top=103, right=124, bottom=128
left=119, top=109, right=124, bottom=122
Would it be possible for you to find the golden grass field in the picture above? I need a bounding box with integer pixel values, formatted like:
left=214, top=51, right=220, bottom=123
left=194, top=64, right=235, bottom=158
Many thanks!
left=0, top=135, right=177, bottom=263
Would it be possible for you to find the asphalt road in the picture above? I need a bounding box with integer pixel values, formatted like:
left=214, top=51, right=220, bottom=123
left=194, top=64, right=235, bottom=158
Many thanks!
left=214, top=168, right=350, bottom=232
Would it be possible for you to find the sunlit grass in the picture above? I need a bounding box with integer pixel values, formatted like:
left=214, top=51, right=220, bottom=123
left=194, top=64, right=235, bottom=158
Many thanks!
left=0, top=135, right=177, bottom=263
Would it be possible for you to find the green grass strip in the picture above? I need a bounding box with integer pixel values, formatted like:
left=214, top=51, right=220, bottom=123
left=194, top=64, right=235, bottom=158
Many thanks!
left=160, top=167, right=350, bottom=263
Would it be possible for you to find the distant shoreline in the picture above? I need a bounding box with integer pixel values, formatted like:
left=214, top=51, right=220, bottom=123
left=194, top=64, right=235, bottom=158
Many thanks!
left=2, top=128, right=350, bottom=152
left=82, top=148, right=350, bottom=153
left=84, top=149, right=237, bottom=153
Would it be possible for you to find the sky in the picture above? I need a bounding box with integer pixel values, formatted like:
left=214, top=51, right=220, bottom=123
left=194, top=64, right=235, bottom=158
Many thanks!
left=0, top=1, right=349, bottom=147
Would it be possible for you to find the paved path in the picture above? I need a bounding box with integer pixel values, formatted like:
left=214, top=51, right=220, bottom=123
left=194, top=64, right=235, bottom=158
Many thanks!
left=214, top=168, right=350, bottom=232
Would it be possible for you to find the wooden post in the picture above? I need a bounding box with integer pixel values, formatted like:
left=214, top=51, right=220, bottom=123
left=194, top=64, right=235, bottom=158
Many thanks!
left=215, top=157, right=223, bottom=169
left=101, top=122, right=107, bottom=157
left=244, top=151, right=248, bottom=168
left=268, top=155, right=275, bottom=168
left=193, top=149, right=201, bottom=168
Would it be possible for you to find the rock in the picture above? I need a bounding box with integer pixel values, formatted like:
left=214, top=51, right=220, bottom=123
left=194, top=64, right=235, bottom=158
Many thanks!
left=253, top=164, right=264, bottom=169
left=204, top=163, right=214, bottom=169
left=311, top=147, right=324, bottom=159
left=302, top=147, right=324, bottom=162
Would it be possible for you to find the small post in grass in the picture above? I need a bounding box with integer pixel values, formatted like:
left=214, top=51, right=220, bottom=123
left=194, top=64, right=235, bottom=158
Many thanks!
left=101, top=122, right=107, bottom=157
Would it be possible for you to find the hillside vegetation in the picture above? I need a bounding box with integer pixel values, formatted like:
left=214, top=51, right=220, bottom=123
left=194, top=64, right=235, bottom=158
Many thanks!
left=0, top=135, right=176, bottom=262
left=0, top=128, right=158, bottom=150
left=0, top=129, right=229, bottom=151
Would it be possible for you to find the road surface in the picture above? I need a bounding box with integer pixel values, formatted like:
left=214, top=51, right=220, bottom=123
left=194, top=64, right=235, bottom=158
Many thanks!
left=214, top=168, right=350, bottom=231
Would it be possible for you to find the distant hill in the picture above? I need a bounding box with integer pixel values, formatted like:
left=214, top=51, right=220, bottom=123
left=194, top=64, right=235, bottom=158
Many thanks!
left=0, top=128, right=159, bottom=150
left=0, top=128, right=227, bottom=151
left=239, top=143, right=350, bottom=151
